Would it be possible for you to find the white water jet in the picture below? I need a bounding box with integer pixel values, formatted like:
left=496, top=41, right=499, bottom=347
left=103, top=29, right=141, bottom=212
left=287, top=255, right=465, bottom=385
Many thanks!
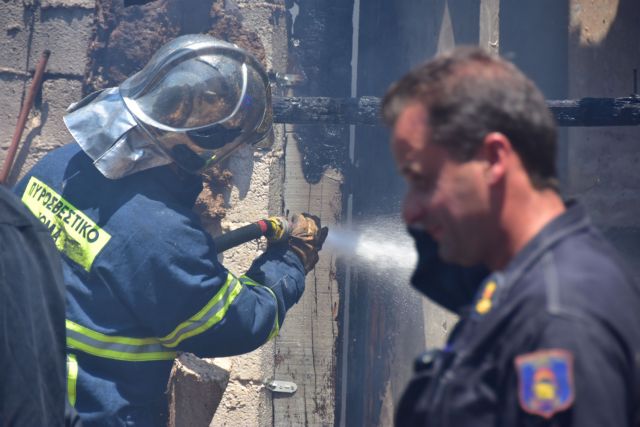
left=324, top=216, right=418, bottom=282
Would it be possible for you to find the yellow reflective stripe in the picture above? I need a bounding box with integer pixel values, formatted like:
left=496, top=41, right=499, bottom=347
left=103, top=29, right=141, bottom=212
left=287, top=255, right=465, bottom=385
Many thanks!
left=67, top=354, right=78, bottom=406
left=240, top=275, right=280, bottom=340
left=159, top=273, right=243, bottom=348
left=65, top=273, right=244, bottom=361
left=264, top=285, right=280, bottom=340
left=66, top=320, right=159, bottom=345
left=66, top=337, right=176, bottom=361
left=65, top=273, right=245, bottom=361
left=21, top=176, right=111, bottom=271
left=66, top=320, right=176, bottom=362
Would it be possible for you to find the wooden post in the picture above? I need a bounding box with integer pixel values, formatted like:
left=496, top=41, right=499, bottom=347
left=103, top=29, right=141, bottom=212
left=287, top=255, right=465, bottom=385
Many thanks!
left=167, top=354, right=231, bottom=427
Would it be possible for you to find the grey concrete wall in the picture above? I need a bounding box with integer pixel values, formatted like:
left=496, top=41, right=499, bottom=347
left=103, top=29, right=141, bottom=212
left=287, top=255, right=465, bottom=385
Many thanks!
left=0, top=0, right=93, bottom=183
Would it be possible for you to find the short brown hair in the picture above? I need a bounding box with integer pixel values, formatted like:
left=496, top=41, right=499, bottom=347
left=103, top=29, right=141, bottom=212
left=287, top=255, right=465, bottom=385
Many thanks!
left=382, top=47, right=558, bottom=191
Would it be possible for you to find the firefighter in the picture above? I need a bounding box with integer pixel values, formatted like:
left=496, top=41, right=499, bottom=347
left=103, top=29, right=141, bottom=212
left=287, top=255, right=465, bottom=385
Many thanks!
left=14, top=34, right=327, bottom=426
left=383, top=47, right=640, bottom=426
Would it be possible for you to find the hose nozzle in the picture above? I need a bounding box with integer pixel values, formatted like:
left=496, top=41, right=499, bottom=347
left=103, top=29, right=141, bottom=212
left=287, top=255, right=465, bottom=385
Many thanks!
left=261, top=216, right=290, bottom=241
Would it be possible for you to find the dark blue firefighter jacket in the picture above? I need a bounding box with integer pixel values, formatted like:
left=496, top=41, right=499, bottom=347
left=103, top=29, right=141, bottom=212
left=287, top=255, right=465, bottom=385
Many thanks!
left=14, top=142, right=305, bottom=427
left=398, top=202, right=640, bottom=426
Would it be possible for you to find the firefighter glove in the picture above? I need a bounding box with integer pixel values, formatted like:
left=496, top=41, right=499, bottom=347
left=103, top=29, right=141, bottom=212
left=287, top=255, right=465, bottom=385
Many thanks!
left=288, top=213, right=329, bottom=273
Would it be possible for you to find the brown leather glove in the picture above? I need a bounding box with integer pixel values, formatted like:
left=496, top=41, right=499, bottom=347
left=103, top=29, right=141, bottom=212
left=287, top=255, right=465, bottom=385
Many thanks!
left=288, top=213, right=329, bottom=273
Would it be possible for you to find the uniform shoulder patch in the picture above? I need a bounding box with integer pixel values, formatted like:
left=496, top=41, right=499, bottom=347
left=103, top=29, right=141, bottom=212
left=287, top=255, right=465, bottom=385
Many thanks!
left=515, top=349, right=574, bottom=419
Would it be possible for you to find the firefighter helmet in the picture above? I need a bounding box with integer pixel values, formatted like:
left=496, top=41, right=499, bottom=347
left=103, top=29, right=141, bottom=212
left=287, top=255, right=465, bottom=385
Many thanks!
left=64, top=34, right=273, bottom=179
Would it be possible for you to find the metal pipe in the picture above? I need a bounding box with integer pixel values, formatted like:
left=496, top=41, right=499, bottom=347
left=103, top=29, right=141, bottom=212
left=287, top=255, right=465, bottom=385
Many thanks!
left=0, top=50, right=51, bottom=184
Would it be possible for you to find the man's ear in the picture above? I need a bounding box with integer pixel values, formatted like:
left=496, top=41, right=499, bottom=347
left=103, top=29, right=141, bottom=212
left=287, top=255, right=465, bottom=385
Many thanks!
left=481, top=132, right=512, bottom=185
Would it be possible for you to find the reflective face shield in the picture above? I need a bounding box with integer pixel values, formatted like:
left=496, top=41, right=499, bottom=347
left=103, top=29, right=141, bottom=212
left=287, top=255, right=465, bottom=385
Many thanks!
left=63, top=34, right=273, bottom=179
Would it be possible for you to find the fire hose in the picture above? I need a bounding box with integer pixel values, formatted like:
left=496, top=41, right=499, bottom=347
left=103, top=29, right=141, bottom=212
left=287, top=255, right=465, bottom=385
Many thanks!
left=213, top=217, right=290, bottom=254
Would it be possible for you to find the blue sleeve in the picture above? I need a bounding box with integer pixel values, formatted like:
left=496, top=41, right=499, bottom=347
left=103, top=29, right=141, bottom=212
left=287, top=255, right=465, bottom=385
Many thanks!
left=245, top=243, right=306, bottom=327
left=98, top=215, right=304, bottom=358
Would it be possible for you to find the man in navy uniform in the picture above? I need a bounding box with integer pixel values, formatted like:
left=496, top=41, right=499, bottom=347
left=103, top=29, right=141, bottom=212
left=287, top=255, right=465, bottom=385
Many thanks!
left=383, top=47, right=640, bottom=426
left=14, top=34, right=327, bottom=426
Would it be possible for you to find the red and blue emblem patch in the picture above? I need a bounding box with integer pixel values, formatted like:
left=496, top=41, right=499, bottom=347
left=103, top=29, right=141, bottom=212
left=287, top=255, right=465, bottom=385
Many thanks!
left=515, top=349, right=574, bottom=419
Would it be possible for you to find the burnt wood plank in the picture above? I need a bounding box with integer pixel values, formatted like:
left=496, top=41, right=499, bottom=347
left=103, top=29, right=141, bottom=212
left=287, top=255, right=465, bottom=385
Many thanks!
left=273, top=96, right=640, bottom=127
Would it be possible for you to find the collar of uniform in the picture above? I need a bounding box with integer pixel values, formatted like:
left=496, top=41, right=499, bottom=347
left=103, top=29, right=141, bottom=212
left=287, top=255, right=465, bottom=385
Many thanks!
left=447, top=271, right=507, bottom=355
left=500, top=200, right=590, bottom=295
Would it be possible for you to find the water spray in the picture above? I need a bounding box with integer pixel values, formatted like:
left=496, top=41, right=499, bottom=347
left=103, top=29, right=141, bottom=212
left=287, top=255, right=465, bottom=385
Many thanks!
left=323, top=216, right=418, bottom=280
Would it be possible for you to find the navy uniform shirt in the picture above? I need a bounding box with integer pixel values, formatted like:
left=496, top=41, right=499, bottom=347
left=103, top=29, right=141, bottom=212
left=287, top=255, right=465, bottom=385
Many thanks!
left=14, top=142, right=306, bottom=427
left=397, top=203, right=640, bottom=426
left=0, top=185, right=67, bottom=426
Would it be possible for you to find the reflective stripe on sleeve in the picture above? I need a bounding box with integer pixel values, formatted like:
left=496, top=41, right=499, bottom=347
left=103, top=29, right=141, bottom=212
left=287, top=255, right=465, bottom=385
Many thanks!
left=65, top=272, right=244, bottom=361
left=66, top=320, right=177, bottom=361
left=67, top=354, right=78, bottom=406
left=159, top=273, right=243, bottom=348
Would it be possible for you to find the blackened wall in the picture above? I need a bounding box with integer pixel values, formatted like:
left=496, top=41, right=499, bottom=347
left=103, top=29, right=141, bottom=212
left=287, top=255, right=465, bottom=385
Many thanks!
left=346, top=2, right=484, bottom=425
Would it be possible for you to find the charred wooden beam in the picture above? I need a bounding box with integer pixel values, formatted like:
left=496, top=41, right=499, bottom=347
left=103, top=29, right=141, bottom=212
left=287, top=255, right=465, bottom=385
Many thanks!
left=273, top=96, right=640, bottom=127
left=272, top=96, right=382, bottom=126
left=548, top=98, right=640, bottom=126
